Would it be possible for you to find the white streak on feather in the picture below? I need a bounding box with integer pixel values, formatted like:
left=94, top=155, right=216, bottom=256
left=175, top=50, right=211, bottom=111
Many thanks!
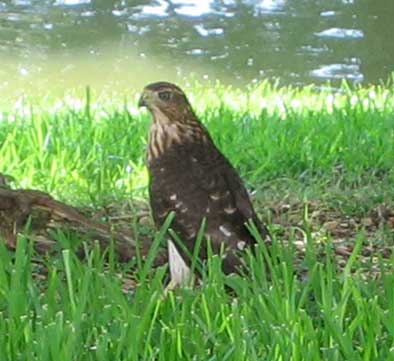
left=158, top=211, right=169, bottom=218
left=219, top=225, right=232, bottom=237
left=147, top=112, right=208, bottom=162
left=210, top=193, right=221, bottom=201
left=148, top=120, right=182, bottom=161
left=168, top=240, right=191, bottom=286
left=188, top=231, right=196, bottom=239
left=224, top=206, right=237, bottom=214
left=170, top=194, right=177, bottom=201
left=237, top=241, right=246, bottom=250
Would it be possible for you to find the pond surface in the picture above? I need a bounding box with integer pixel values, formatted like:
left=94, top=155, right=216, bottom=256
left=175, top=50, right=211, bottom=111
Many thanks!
left=1, top=0, right=393, bottom=97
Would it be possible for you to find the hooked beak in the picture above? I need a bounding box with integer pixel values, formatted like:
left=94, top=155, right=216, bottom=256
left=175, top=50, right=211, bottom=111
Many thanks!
left=138, top=92, right=147, bottom=108
left=138, top=90, right=150, bottom=108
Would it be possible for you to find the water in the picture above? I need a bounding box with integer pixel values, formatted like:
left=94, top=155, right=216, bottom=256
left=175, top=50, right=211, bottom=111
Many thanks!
left=0, top=0, right=393, bottom=98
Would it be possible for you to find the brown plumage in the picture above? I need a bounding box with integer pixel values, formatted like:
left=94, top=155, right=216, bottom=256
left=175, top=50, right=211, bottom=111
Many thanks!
left=139, top=81, right=270, bottom=277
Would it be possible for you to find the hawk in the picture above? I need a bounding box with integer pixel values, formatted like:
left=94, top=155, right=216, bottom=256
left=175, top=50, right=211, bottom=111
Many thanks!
left=138, top=82, right=270, bottom=284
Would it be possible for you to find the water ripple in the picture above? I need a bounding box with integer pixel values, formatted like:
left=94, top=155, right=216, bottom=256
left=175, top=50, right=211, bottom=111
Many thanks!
left=310, top=63, right=364, bottom=81
left=141, top=1, right=169, bottom=17
left=0, top=0, right=393, bottom=93
left=54, top=0, right=91, bottom=6
left=315, top=28, right=364, bottom=39
left=194, top=24, right=224, bottom=37
left=173, top=0, right=214, bottom=17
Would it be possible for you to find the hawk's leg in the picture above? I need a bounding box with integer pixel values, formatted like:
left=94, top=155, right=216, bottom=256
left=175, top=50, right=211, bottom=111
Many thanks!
left=165, top=239, right=191, bottom=291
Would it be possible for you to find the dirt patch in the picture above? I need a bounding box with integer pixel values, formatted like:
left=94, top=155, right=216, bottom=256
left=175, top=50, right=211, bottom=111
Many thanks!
left=266, top=199, right=394, bottom=278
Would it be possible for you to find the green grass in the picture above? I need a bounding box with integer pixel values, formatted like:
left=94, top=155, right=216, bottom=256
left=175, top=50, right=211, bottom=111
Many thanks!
left=0, top=81, right=394, bottom=360
left=1, top=81, right=393, bottom=204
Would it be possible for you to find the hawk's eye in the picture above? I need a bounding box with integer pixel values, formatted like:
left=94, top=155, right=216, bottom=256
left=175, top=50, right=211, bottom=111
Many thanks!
left=158, top=91, right=172, bottom=101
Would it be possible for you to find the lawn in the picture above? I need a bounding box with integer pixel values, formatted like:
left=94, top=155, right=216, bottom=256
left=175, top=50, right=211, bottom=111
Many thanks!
left=0, top=81, right=393, bottom=360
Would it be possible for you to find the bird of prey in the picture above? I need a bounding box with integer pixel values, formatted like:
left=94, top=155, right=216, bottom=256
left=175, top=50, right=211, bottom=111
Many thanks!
left=138, top=81, right=270, bottom=285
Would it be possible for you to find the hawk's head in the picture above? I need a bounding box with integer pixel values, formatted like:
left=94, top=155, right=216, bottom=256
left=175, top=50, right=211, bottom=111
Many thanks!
left=138, top=82, right=195, bottom=124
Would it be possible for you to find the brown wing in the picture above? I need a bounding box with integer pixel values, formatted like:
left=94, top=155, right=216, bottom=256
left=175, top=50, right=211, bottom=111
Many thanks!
left=221, top=158, right=271, bottom=239
left=149, top=140, right=269, bottom=273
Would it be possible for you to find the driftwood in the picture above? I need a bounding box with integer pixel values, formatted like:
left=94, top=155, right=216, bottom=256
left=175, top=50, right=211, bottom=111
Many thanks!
left=0, top=173, right=167, bottom=265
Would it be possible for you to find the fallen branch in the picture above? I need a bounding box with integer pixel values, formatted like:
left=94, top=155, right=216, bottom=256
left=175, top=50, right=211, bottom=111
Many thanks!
left=0, top=174, right=166, bottom=265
